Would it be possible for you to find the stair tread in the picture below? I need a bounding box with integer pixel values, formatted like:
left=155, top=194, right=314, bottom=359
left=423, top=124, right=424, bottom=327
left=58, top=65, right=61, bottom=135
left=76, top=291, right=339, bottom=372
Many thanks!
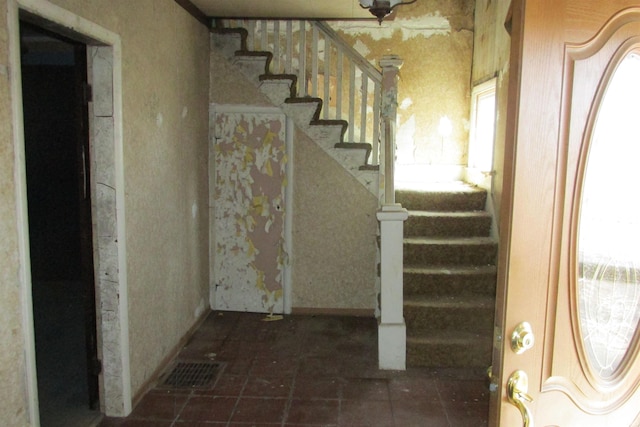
left=404, top=294, right=495, bottom=309
left=397, top=183, right=484, bottom=194
left=407, top=330, right=490, bottom=343
left=407, top=210, right=490, bottom=217
left=404, top=236, right=496, bottom=244
left=404, top=265, right=497, bottom=275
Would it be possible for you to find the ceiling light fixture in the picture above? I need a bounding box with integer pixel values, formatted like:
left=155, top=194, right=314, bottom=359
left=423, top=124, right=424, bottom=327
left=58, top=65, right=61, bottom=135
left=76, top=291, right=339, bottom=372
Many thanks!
left=359, top=0, right=417, bottom=24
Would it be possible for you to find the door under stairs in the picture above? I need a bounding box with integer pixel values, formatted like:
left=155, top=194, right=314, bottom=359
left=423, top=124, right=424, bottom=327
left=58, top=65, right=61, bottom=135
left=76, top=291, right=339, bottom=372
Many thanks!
left=397, top=183, right=497, bottom=370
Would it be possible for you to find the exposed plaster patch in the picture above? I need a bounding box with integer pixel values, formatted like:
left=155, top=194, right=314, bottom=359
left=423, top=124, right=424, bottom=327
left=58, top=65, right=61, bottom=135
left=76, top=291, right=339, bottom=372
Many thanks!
left=156, top=112, right=163, bottom=127
left=352, top=39, right=371, bottom=58
left=399, top=97, right=413, bottom=110
left=182, top=106, right=188, bottom=119
left=192, top=202, right=198, bottom=219
left=330, top=15, right=451, bottom=42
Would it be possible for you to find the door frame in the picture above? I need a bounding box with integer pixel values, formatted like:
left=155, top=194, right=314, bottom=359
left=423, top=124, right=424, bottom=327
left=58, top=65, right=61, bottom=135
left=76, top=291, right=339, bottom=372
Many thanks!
left=7, top=0, right=132, bottom=421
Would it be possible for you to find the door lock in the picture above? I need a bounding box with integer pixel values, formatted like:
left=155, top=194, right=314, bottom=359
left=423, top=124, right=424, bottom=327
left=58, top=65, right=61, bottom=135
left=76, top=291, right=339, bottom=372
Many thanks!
left=511, top=321, right=535, bottom=354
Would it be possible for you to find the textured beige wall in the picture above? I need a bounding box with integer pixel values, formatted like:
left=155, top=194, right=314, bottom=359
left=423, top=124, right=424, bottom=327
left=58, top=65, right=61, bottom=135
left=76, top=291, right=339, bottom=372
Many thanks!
left=0, top=0, right=211, bottom=414
left=292, top=127, right=378, bottom=310
left=331, top=0, right=474, bottom=172
left=210, top=44, right=378, bottom=312
left=0, top=1, right=29, bottom=425
left=472, top=0, right=512, bottom=221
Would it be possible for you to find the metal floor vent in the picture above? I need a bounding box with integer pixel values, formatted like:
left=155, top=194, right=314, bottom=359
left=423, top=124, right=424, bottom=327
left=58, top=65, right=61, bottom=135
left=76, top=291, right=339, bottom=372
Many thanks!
left=161, top=361, right=222, bottom=389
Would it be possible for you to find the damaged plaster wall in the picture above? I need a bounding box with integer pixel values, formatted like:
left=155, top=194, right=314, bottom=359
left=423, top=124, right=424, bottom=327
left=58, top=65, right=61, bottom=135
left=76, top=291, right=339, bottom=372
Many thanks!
left=0, top=1, right=29, bottom=424
left=0, top=0, right=211, bottom=413
left=210, top=47, right=378, bottom=313
left=472, top=0, right=512, bottom=222
left=330, top=0, right=475, bottom=184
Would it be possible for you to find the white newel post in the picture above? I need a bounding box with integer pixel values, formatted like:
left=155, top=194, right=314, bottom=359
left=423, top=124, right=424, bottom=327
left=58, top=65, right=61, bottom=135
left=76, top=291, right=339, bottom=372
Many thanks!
left=377, top=55, right=408, bottom=370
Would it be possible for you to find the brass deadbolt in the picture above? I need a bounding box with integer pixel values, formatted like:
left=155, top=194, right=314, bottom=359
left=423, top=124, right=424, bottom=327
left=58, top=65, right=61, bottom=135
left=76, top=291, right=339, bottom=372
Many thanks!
left=511, top=321, right=535, bottom=354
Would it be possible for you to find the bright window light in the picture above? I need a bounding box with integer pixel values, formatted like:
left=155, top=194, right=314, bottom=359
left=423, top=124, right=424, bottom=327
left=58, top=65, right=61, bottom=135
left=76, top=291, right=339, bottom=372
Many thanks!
left=468, top=78, right=497, bottom=173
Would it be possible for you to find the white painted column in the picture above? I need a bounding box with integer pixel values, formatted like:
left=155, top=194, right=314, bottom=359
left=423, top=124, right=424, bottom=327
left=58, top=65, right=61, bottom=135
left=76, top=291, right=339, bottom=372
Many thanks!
left=377, top=55, right=407, bottom=370
left=377, top=204, right=408, bottom=370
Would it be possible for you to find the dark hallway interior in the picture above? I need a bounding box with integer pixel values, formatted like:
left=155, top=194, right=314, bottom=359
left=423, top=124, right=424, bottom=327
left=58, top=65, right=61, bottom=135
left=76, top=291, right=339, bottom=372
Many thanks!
left=21, top=21, right=101, bottom=427
left=101, top=312, right=489, bottom=426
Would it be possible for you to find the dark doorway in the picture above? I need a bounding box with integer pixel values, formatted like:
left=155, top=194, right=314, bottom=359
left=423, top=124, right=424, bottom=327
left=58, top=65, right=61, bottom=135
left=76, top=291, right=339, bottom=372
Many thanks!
left=20, top=21, right=101, bottom=426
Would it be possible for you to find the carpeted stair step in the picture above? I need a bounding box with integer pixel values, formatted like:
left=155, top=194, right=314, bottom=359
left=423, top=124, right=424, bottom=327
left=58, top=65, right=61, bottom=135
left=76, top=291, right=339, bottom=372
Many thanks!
left=397, top=187, right=487, bottom=212
left=210, top=29, right=379, bottom=195
left=211, top=28, right=247, bottom=60
left=231, top=51, right=272, bottom=82
left=258, top=74, right=297, bottom=105
left=405, top=210, right=492, bottom=238
left=404, top=237, right=497, bottom=266
left=404, top=265, right=497, bottom=297
left=404, top=295, right=495, bottom=335
left=406, top=332, right=492, bottom=368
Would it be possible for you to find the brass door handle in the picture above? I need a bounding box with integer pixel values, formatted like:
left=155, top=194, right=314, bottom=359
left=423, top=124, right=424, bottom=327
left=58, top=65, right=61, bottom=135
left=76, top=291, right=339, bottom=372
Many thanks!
left=507, top=370, right=534, bottom=427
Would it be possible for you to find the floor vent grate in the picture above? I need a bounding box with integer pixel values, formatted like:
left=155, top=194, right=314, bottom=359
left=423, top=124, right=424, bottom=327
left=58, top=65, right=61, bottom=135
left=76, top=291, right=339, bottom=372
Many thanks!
left=161, top=361, right=222, bottom=389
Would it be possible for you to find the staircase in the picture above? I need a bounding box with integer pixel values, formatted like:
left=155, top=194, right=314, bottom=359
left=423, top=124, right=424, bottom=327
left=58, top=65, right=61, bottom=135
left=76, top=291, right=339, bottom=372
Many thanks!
left=210, top=24, right=382, bottom=196
left=397, top=183, right=497, bottom=369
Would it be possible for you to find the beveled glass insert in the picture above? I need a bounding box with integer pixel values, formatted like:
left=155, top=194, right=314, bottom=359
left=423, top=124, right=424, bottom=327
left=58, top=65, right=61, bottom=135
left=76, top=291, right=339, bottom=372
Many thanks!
left=578, top=52, right=640, bottom=379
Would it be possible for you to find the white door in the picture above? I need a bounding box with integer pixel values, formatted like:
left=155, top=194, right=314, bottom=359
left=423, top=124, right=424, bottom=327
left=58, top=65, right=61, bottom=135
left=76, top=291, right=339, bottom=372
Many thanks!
left=493, top=0, right=640, bottom=425
left=211, top=107, right=289, bottom=314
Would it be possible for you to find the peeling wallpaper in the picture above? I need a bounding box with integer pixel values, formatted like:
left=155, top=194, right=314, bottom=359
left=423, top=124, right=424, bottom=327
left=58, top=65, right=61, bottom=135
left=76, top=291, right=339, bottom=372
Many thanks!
left=330, top=0, right=474, bottom=178
left=212, top=111, right=287, bottom=313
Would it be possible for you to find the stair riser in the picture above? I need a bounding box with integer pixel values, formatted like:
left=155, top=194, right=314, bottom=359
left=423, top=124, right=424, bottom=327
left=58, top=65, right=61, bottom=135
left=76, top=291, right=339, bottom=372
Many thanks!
left=232, top=56, right=269, bottom=83
left=405, top=215, right=491, bottom=238
left=281, top=102, right=320, bottom=129
left=404, top=272, right=497, bottom=297
left=305, top=125, right=345, bottom=150
left=404, top=305, right=494, bottom=334
left=397, top=190, right=486, bottom=211
left=211, top=32, right=243, bottom=60
left=407, top=341, right=492, bottom=368
left=259, top=80, right=293, bottom=106
left=404, top=243, right=497, bottom=266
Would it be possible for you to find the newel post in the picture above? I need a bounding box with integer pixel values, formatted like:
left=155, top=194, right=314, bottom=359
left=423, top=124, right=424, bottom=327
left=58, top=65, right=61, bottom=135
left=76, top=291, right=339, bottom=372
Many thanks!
left=378, top=54, right=403, bottom=205
left=377, top=55, right=408, bottom=370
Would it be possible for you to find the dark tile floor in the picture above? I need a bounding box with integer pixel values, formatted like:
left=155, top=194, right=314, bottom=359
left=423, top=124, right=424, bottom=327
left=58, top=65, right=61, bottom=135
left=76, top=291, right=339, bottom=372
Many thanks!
left=100, top=312, right=489, bottom=427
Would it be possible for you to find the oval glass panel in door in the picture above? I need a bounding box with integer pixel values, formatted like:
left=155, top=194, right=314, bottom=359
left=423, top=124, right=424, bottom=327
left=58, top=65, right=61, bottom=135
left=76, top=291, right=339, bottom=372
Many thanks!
left=578, top=51, right=640, bottom=380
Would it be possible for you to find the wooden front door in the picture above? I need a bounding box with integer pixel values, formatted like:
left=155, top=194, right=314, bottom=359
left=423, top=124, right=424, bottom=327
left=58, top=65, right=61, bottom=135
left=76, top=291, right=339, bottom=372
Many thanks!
left=493, top=0, right=640, bottom=425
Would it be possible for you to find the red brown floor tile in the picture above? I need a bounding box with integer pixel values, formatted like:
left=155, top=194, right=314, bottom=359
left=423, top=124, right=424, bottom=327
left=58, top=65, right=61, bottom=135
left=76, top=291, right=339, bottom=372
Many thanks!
left=99, top=312, right=489, bottom=427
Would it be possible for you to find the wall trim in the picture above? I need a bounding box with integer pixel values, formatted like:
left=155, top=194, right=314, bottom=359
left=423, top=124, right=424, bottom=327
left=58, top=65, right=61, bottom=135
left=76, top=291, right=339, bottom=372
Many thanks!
left=174, top=0, right=210, bottom=27
left=131, top=309, right=212, bottom=407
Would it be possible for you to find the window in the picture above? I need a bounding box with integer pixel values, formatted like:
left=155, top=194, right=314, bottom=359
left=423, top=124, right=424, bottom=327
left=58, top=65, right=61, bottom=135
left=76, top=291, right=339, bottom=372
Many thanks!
left=468, top=78, right=497, bottom=173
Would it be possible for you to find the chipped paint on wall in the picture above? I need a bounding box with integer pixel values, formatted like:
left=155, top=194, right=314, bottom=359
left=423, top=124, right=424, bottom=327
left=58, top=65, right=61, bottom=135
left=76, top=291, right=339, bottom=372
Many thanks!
left=330, top=1, right=474, bottom=186
left=213, top=111, right=287, bottom=314
left=352, top=39, right=371, bottom=58
left=330, top=15, right=451, bottom=42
